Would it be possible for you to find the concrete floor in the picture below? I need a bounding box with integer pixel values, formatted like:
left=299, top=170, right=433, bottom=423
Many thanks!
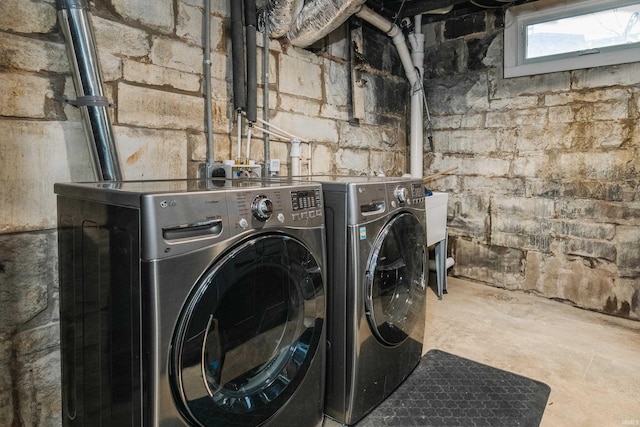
left=423, top=277, right=640, bottom=427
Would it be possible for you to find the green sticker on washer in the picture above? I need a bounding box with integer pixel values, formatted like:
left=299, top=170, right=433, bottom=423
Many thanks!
left=359, top=226, right=366, bottom=240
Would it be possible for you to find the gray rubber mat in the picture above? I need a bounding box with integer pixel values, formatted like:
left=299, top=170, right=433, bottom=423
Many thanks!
left=355, top=349, right=551, bottom=427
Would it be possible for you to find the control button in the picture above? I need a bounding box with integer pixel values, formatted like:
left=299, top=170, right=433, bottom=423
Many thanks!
left=238, top=218, right=249, bottom=229
left=394, top=186, right=408, bottom=203
left=391, top=201, right=397, bottom=208
left=300, top=212, right=308, bottom=220
left=292, top=213, right=300, bottom=221
left=316, top=209, right=323, bottom=216
left=309, top=210, right=316, bottom=218
left=251, top=195, right=273, bottom=221
left=277, top=213, right=285, bottom=223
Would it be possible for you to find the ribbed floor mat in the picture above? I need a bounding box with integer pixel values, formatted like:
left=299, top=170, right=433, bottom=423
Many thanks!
left=355, top=349, right=551, bottom=427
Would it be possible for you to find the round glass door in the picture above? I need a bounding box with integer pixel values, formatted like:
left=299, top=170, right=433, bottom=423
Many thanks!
left=171, top=234, right=324, bottom=426
left=365, top=213, right=425, bottom=347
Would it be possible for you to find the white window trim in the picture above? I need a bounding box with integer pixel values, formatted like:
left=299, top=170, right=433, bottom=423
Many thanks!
left=504, top=0, right=640, bottom=78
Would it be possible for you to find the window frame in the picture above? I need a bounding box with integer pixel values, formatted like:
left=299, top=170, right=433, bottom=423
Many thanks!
left=504, top=0, right=640, bottom=78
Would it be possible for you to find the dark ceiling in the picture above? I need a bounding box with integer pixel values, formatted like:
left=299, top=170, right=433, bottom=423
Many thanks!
left=365, top=0, right=541, bottom=23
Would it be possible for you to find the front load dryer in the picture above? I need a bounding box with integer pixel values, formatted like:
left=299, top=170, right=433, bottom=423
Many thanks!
left=313, top=176, right=427, bottom=425
left=55, top=178, right=326, bottom=427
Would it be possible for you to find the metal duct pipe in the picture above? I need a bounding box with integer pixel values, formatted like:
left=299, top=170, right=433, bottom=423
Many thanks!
left=262, top=11, right=271, bottom=177
left=265, top=0, right=366, bottom=48
left=56, top=0, right=122, bottom=181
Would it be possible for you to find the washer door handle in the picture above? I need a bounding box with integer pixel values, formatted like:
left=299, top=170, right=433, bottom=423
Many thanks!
left=163, top=219, right=223, bottom=240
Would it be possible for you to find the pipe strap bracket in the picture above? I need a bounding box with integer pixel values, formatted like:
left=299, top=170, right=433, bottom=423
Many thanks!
left=54, top=94, right=116, bottom=108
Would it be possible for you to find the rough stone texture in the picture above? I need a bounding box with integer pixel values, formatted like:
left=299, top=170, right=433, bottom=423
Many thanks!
left=114, top=127, right=188, bottom=180
left=91, top=15, right=150, bottom=58
left=424, top=9, right=640, bottom=320
left=0, top=120, right=93, bottom=232
left=123, top=59, right=201, bottom=92
left=0, top=72, right=53, bottom=119
left=150, top=36, right=203, bottom=73
left=0, top=33, right=68, bottom=73
left=0, top=0, right=56, bottom=33
left=117, top=83, right=204, bottom=130
left=278, top=54, right=323, bottom=100
left=112, top=0, right=174, bottom=33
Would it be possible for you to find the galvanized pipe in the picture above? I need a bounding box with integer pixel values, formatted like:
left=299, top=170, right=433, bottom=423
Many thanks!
left=56, top=0, right=122, bottom=181
left=203, top=0, right=214, bottom=165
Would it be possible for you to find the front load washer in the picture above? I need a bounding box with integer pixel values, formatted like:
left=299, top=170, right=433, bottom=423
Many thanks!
left=55, top=178, right=326, bottom=427
left=311, top=176, right=427, bottom=425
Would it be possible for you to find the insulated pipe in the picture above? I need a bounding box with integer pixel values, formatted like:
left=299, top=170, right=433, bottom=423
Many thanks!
left=56, top=0, right=122, bottom=181
left=203, top=0, right=214, bottom=165
left=356, top=5, right=422, bottom=177
left=262, top=11, right=271, bottom=177
left=245, top=0, right=258, bottom=123
left=231, top=0, right=246, bottom=111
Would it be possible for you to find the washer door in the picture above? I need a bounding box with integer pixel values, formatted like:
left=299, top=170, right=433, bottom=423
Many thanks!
left=365, top=213, right=425, bottom=347
left=171, top=234, right=324, bottom=426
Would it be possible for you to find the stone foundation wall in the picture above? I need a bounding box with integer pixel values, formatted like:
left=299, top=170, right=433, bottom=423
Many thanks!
left=0, top=1, right=408, bottom=425
left=423, top=10, right=640, bottom=320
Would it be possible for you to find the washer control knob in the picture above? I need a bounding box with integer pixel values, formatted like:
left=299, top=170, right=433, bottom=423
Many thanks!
left=238, top=218, right=249, bottom=229
left=395, top=186, right=408, bottom=203
left=277, top=213, right=285, bottom=223
left=251, top=195, right=273, bottom=221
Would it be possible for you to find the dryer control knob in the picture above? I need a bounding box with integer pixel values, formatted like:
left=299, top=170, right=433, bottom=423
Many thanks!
left=251, top=195, right=273, bottom=221
left=238, top=218, right=249, bottom=229
left=395, top=186, right=408, bottom=203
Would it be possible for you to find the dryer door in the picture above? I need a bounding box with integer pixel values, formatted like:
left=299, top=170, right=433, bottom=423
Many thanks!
left=365, top=212, right=425, bottom=347
left=171, top=234, right=324, bottom=426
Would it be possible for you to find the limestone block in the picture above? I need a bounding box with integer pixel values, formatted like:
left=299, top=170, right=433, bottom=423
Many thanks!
left=493, top=195, right=555, bottom=219
left=96, top=51, right=123, bottom=83
left=117, top=83, right=204, bottom=131
left=553, top=220, right=616, bottom=241
left=211, top=54, right=229, bottom=91
left=0, top=33, right=68, bottom=73
left=0, top=232, right=55, bottom=330
left=548, top=105, right=574, bottom=123
left=460, top=114, right=485, bottom=128
left=279, top=94, right=322, bottom=116
left=574, top=102, right=629, bottom=122
left=482, top=32, right=502, bottom=69
left=278, top=54, right=323, bottom=100
left=177, top=3, right=225, bottom=49
left=515, top=122, right=572, bottom=152
left=62, top=77, right=82, bottom=122
left=485, top=108, right=546, bottom=128
left=257, top=48, right=277, bottom=86
left=112, top=0, right=174, bottom=33
left=188, top=132, right=207, bottom=161
left=325, top=59, right=349, bottom=107
left=91, top=16, right=150, bottom=58
left=0, top=349, right=11, bottom=424
left=556, top=199, right=640, bottom=226
left=150, top=37, right=203, bottom=74
left=435, top=128, right=510, bottom=154
left=15, top=350, right=61, bottom=427
left=0, top=0, right=56, bottom=34
left=123, top=60, right=201, bottom=92
left=572, top=62, right=640, bottom=89
left=451, top=238, right=525, bottom=288
left=319, top=103, right=349, bottom=121
left=337, top=122, right=397, bottom=150
left=368, top=150, right=403, bottom=177
left=612, top=278, right=640, bottom=319
left=545, top=88, right=630, bottom=106
left=447, top=193, right=490, bottom=241
left=523, top=249, right=617, bottom=311
left=562, top=237, right=617, bottom=262
left=489, top=68, right=570, bottom=99
left=431, top=115, right=462, bottom=130
left=436, top=155, right=510, bottom=177
left=616, top=226, right=640, bottom=274
left=554, top=151, right=637, bottom=180
left=0, top=120, right=93, bottom=233
left=181, top=0, right=229, bottom=16
left=460, top=176, right=525, bottom=197
left=512, top=153, right=551, bottom=178
left=310, top=143, right=333, bottom=174
left=0, top=73, right=52, bottom=119
left=334, top=148, right=369, bottom=174
left=270, top=111, right=338, bottom=143
left=113, top=127, right=188, bottom=180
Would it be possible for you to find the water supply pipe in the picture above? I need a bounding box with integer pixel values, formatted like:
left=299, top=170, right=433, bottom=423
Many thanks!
left=245, top=0, right=258, bottom=124
left=56, top=0, right=122, bottom=181
left=262, top=11, right=271, bottom=176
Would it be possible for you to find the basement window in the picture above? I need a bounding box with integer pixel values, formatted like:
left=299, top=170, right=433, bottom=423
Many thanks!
left=504, top=0, right=640, bottom=78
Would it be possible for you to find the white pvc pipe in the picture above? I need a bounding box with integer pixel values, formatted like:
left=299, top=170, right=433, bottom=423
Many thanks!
left=356, top=6, right=423, bottom=178
left=410, top=15, right=425, bottom=179
left=290, top=139, right=302, bottom=176
left=236, top=111, right=242, bottom=161
left=246, top=124, right=252, bottom=161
